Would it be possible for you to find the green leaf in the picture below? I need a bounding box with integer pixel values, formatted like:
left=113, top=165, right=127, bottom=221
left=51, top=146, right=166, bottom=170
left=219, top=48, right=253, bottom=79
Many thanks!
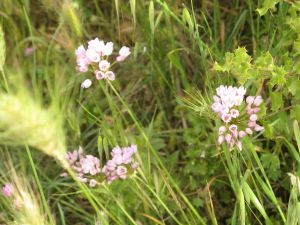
left=149, top=1, right=155, bottom=34
left=270, top=66, right=287, bottom=87
left=260, top=153, right=281, bottom=181
left=270, top=92, right=283, bottom=111
left=182, top=8, right=194, bottom=34
left=257, top=0, right=281, bottom=16
left=0, top=25, right=5, bottom=71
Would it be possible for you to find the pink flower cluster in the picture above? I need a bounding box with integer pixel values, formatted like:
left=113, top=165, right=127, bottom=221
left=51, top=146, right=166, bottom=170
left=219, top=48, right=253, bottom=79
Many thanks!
left=102, top=145, right=139, bottom=184
left=212, top=85, right=264, bottom=150
left=2, top=183, right=14, bottom=197
left=75, top=38, right=131, bottom=88
left=62, top=146, right=101, bottom=187
left=62, top=145, right=138, bottom=186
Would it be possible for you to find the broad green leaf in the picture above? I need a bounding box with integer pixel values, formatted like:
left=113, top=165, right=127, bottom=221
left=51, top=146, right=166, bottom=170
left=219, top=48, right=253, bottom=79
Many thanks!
left=257, top=0, right=281, bottom=16
left=260, top=153, right=281, bottom=181
left=270, top=92, right=283, bottom=111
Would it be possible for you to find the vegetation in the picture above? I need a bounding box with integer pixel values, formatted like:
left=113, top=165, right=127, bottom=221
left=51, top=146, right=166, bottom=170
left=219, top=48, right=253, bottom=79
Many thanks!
left=0, top=0, right=300, bottom=224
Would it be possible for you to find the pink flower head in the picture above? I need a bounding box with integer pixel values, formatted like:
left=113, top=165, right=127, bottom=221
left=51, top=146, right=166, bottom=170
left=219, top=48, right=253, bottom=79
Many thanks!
left=2, top=183, right=14, bottom=197
left=81, top=79, right=92, bottom=88
left=116, top=46, right=131, bottom=62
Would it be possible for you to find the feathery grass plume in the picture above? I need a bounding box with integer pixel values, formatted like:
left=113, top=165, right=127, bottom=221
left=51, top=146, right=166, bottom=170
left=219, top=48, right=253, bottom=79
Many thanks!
left=1, top=169, right=55, bottom=225
left=0, top=91, right=66, bottom=162
left=179, top=88, right=217, bottom=120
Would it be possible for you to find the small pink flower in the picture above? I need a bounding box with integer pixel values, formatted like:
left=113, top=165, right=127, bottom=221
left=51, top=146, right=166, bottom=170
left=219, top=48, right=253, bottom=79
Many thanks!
left=245, top=128, right=253, bottom=135
left=253, top=107, right=260, bottom=113
left=89, top=179, right=97, bottom=187
left=230, top=109, right=239, bottom=118
left=213, top=95, right=221, bottom=103
left=246, top=96, right=254, bottom=105
left=81, top=79, right=92, bottom=88
left=105, top=71, right=115, bottom=81
left=219, top=126, right=226, bottom=135
left=60, top=172, right=68, bottom=177
left=229, top=124, right=238, bottom=137
left=2, top=183, right=14, bottom=197
left=103, top=42, right=114, bottom=56
left=218, top=135, right=224, bottom=144
left=250, top=114, right=258, bottom=121
left=116, top=46, right=131, bottom=62
left=24, top=46, right=36, bottom=56
left=222, top=114, right=232, bottom=123
left=99, top=60, right=110, bottom=71
left=95, top=70, right=105, bottom=80
left=211, top=102, right=221, bottom=112
left=88, top=38, right=105, bottom=54
left=237, top=141, right=243, bottom=151
left=111, top=147, right=122, bottom=156
left=225, top=134, right=232, bottom=144
left=86, top=49, right=100, bottom=62
left=239, top=131, right=246, bottom=138
left=248, top=121, right=256, bottom=128
left=116, top=166, right=127, bottom=179
left=253, top=96, right=263, bottom=106
left=75, top=45, right=86, bottom=58
left=254, top=125, right=264, bottom=131
left=132, top=162, right=139, bottom=169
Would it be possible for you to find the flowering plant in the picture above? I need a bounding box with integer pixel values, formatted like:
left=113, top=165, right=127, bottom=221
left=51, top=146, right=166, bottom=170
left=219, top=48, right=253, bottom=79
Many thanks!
left=75, top=38, right=131, bottom=88
left=211, top=85, right=264, bottom=150
left=61, top=145, right=139, bottom=186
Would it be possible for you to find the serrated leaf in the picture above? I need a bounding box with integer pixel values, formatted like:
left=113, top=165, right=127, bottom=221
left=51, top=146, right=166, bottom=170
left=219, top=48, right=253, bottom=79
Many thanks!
left=270, top=92, right=283, bottom=111
left=260, top=153, right=281, bottom=180
left=257, top=0, right=281, bottom=16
